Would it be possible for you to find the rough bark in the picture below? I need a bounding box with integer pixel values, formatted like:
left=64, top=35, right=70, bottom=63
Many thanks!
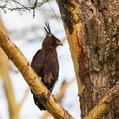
left=80, top=0, right=119, bottom=118
left=56, top=0, right=119, bottom=119
left=84, top=83, right=119, bottom=119
left=0, top=26, right=74, bottom=119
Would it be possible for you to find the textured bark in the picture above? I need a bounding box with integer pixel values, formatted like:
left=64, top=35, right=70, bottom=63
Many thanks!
left=80, top=0, right=119, bottom=118
left=84, top=84, right=119, bottom=119
left=0, top=26, right=74, bottom=119
left=56, top=0, right=119, bottom=119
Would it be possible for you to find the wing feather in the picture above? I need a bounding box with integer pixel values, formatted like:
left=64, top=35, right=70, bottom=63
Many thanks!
left=31, top=49, right=44, bottom=76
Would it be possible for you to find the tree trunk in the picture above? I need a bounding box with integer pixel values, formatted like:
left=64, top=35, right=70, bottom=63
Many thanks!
left=56, top=0, right=119, bottom=118
left=80, top=0, right=119, bottom=118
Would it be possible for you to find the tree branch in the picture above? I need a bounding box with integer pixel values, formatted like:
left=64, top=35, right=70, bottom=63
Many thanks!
left=40, top=79, right=74, bottom=119
left=0, top=26, right=74, bottom=119
left=84, top=83, right=119, bottom=119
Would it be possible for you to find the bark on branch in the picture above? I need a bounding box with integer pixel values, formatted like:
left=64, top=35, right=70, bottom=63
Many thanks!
left=40, top=80, right=74, bottom=119
left=0, top=27, right=74, bottom=119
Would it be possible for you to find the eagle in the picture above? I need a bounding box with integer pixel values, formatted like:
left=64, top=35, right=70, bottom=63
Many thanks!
left=31, top=23, right=62, bottom=110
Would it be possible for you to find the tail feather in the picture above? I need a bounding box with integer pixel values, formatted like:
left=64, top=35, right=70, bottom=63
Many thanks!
left=33, top=94, right=46, bottom=110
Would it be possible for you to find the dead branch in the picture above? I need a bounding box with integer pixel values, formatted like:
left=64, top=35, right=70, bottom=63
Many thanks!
left=0, top=0, right=48, bottom=17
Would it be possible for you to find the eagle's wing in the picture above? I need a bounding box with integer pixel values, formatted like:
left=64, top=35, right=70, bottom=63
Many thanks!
left=43, top=55, right=59, bottom=91
left=31, top=49, right=44, bottom=77
left=31, top=49, right=46, bottom=110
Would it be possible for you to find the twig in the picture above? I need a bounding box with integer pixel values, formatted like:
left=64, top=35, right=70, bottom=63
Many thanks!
left=0, top=4, right=7, bottom=13
left=9, top=0, right=48, bottom=17
left=12, top=0, right=27, bottom=8
left=33, top=0, right=38, bottom=17
left=18, top=88, right=30, bottom=112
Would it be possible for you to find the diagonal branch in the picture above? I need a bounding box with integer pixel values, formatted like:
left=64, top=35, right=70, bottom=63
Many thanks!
left=0, top=26, right=74, bottom=119
left=84, top=83, right=119, bottom=119
left=40, top=79, right=75, bottom=119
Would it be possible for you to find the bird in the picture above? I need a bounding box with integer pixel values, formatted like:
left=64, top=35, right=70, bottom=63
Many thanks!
left=31, top=22, right=63, bottom=110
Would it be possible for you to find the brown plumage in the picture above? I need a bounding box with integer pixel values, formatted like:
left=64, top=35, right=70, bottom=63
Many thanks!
left=31, top=23, right=62, bottom=110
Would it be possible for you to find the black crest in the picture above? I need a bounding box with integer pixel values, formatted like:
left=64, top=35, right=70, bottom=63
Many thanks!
left=44, top=22, right=51, bottom=34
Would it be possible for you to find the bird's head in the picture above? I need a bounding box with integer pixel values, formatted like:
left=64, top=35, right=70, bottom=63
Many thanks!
left=42, top=23, right=63, bottom=49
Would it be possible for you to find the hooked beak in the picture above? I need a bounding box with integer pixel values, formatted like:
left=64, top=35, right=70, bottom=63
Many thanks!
left=56, top=40, right=63, bottom=46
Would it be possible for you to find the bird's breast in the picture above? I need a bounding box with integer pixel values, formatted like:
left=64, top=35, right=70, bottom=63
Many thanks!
left=45, top=50, right=58, bottom=62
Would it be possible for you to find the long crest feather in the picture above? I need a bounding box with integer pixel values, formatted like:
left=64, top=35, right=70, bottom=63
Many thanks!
left=44, top=22, right=51, bottom=34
